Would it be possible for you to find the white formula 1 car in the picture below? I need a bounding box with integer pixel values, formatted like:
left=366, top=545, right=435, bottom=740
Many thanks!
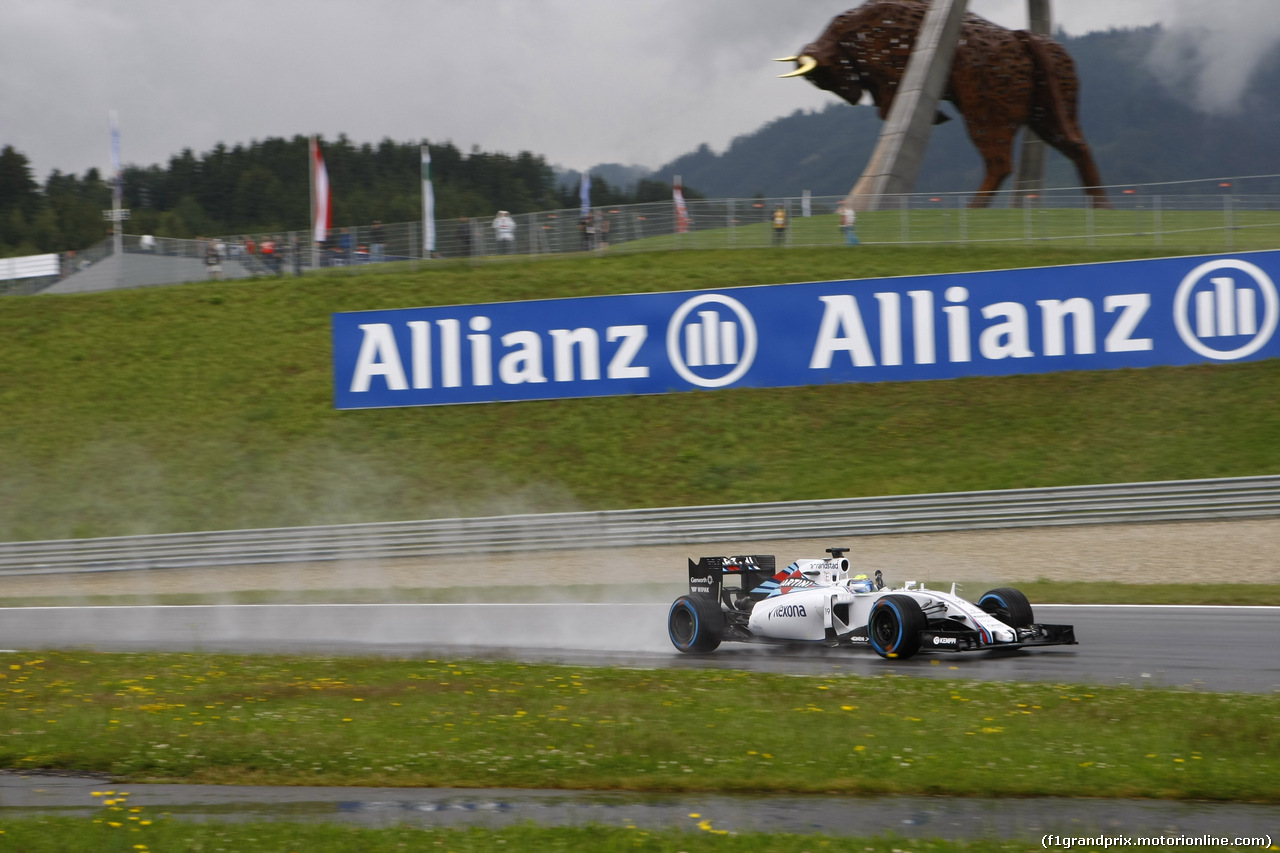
left=667, top=548, right=1076, bottom=659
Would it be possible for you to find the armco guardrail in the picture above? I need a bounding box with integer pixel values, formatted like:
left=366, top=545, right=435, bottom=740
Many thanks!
left=1, top=476, right=1277, bottom=577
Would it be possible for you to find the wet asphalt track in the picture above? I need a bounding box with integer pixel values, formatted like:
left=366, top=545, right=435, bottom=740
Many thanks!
left=2, top=602, right=1278, bottom=839
left=1, top=602, right=1278, bottom=693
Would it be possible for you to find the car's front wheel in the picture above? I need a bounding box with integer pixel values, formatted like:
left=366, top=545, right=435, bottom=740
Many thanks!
left=868, top=594, right=927, bottom=659
left=978, top=587, right=1034, bottom=628
left=668, top=595, right=724, bottom=654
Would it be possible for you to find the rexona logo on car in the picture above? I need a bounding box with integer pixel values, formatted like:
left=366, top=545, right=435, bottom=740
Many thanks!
left=333, top=251, right=1280, bottom=409
left=770, top=604, right=808, bottom=620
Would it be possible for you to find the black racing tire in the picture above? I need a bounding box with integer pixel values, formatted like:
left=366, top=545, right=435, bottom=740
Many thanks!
left=668, top=595, right=724, bottom=654
left=867, top=594, right=927, bottom=660
left=978, top=587, right=1034, bottom=628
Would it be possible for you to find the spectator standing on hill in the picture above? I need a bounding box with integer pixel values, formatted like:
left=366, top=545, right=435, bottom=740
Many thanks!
left=204, top=240, right=222, bottom=280
left=275, top=237, right=291, bottom=275
left=456, top=215, right=472, bottom=257
left=772, top=205, right=788, bottom=247
left=371, top=220, right=386, bottom=263
left=338, top=228, right=353, bottom=263
left=838, top=202, right=859, bottom=246
left=260, top=236, right=277, bottom=273
left=492, top=210, right=516, bottom=254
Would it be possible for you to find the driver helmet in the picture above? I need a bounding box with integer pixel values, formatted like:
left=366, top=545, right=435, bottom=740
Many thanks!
left=847, top=573, right=875, bottom=593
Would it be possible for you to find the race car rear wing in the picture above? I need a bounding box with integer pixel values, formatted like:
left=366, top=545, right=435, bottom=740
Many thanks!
left=687, top=555, right=777, bottom=605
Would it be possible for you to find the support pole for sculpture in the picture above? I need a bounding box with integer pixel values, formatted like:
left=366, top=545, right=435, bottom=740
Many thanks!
left=1013, top=0, right=1053, bottom=205
left=845, top=0, right=970, bottom=212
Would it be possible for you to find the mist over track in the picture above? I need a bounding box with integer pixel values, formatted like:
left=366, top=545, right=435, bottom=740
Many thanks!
left=2, top=602, right=1277, bottom=694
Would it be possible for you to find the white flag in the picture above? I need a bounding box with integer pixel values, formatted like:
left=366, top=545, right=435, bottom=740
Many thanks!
left=579, top=172, right=591, bottom=219
left=109, top=110, right=122, bottom=204
left=422, top=146, right=436, bottom=255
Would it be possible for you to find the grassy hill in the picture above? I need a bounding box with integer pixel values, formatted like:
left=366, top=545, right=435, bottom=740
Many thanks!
left=1, top=245, right=1277, bottom=542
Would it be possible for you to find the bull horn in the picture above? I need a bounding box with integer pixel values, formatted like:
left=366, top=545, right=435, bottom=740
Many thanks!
left=778, top=54, right=818, bottom=78
left=774, top=55, right=799, bottom=62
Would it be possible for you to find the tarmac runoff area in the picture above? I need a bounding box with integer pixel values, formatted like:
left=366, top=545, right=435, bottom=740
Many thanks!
left=1, top=517, right=1277, bottom=601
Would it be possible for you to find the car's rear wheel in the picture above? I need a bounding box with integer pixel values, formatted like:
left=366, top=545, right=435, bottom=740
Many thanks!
left=867, top=594, right=927, bottom=659
left=978, top=587, right=1034, bottom=628
left=668, top=594, right=724, bottom=654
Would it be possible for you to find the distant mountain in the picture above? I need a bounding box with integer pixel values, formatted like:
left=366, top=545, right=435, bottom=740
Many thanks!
left=555, top=163, right=653, bottom=195
left=649, top=26, right=1280, bottom=199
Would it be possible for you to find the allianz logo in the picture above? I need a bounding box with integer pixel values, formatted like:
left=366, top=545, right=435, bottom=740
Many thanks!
left=347, top=293, right=760, bottom=393
left=666, top=294, right=758, bottom=388
left=810, top=259, right=1276, bottom=367
left=345, top=260, right=1277, bottom=394
left=1175, top=259, right=1278, bottom=360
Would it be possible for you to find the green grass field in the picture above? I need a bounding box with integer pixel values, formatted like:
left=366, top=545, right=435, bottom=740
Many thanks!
left=620, top=208, right=1280, bottom=253
left=2, top=245, right=1277, bottom=542
left=6, top=820, right=1220, bottom=853
left=3, top=652, right=1275, bottom=801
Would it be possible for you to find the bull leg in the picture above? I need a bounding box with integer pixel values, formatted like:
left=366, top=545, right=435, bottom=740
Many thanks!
left=1048, top=134, right=1111, bottom=210
left=968, top=130, right=1016, bottom=209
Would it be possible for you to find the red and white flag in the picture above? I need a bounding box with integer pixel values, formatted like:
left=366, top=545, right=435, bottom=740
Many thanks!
left=673, top=177, right=691, bottom=234
left=311, top=137, right=331, bottom=243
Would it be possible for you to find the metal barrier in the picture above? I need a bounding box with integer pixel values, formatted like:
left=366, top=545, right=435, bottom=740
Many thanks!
left=0, top=475, right=1276, bottom=577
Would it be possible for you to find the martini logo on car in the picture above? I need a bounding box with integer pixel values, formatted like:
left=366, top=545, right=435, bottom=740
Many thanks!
left=333, top=250, right=1280, bottom=409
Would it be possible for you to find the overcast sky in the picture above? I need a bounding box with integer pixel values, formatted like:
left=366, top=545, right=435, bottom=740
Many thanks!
left=3, top=0, right=1277, bottom=183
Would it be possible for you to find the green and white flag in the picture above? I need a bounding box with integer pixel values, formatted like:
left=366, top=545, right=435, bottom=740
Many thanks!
left=421, top=146, right=436, bottom=255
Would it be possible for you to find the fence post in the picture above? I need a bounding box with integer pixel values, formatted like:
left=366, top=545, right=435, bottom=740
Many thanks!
left=1086, top=203, right=1095, bottom=248
left=1224, top=194, right=1234, bottom=250
left=1154, top=195, right=1162, bottom=248
left=728, top=199, right=734, bottom=248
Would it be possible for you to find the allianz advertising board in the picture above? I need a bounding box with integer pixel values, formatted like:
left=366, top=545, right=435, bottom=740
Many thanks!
left=333, top=251, right=1279, bottom=409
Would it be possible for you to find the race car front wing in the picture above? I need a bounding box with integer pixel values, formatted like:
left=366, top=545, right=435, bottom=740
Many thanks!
left=919, top=623, right=1077, bottom=653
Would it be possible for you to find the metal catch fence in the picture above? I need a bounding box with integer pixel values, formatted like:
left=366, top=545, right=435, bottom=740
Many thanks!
left=20, top=175, right=1280, bottom=293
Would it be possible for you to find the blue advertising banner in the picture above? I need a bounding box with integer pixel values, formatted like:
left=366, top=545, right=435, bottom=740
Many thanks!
left=333, top=250, right=1280, bottom=409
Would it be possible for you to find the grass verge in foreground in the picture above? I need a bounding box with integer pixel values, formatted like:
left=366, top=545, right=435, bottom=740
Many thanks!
left=5, top=819, right=1203, bottom=853
left=4, top=581, right=1280, bottom=609
left=2, top=651, right=1276, bottom=802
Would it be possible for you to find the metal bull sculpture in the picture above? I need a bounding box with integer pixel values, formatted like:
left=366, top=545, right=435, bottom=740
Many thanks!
left=778, top=0, right=1109, bottom=208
